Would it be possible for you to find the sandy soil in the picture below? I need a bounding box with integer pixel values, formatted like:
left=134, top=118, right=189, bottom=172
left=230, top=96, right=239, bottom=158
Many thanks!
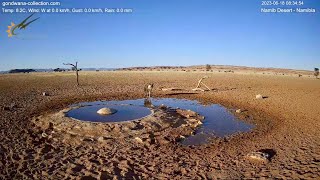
left=0, top=70, right=319, bottom=179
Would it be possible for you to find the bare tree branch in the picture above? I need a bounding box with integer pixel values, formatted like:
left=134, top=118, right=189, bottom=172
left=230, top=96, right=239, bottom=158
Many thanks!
left=63, top=63, right=76, bottom=67
left=314, top=68, right=319, bottom=79
left=192, top=76, right=211, bottom=91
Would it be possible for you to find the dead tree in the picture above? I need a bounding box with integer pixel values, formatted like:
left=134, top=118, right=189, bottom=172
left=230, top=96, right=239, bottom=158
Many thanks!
left=314, top=68, right=319, bottom=79
left=192, top=76, right=211, bottom=91
left=64, top=62, right=80, bottom=86
left=206, top=64, right=211, bottom=71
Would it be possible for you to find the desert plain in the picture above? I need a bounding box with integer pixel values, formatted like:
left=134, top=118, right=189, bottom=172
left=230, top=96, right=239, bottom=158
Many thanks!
left=0, top=68, right=319, bottom=179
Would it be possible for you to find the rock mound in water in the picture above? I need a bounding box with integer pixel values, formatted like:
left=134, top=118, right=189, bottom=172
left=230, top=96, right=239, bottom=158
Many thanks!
left=176, top=109, right=198, bottom=118
left=97, top=108, right=117, bottom=115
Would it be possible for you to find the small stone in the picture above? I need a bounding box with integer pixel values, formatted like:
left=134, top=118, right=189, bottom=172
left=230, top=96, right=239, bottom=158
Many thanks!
left=42, top=171, right=49, bottom=176
left=159, top=104, right=167, bottom=110
left=256, top=94, right=263, bottom=99
left=147, top=166, right=155, bottom=171
left=54, top=127, right=62, bottom=131
left=180, top=168, right=187, bottom=175
left=97, top=108, right=117, bottom=115
left=42, top=92, right=49, bottom=96
left=98, top=137, right=104, bottom=142
left=157, top=139, right=169, bottom=145
left=121, top=126, right=130, bottom=132
left=83, top=137, right=94, bottom=142
left=247, top=152, right=270, bottom=161
left=67, top=131, right=78, bottom=136
left=134, top=137, right=143, bottom=143
left=3, top=106, right=10, bottom=111
left=177, top=109, right=197, bottom=118
left=73, top=126, right=81, bottom=129
left=236, top=109, right=242, bottom=113
left=41, top=132, right=48, bottom=138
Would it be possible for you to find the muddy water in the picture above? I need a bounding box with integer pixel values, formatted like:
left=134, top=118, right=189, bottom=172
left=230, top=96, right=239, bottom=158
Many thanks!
left=149, top=98, right=254, bottom=145
left=67, top=98, right=254, bottom=145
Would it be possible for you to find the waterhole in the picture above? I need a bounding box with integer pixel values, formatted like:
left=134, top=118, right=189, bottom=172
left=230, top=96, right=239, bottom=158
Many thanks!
left=66, top=98, right=254, bottom=145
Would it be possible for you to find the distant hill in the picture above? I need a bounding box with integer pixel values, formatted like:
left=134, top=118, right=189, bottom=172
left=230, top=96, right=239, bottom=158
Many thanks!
left=0, top=68, right=116, bottom=74
left=8, top=69, right=36, bottom=73
left=81, top=68, right=116, bottom=71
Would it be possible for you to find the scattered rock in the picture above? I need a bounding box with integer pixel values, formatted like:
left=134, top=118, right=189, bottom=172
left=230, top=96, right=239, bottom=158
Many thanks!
left=67, top=131, right=78, bottom=136
left=159, top=104, right=167, bottom=110
left=54, top=127, right=62, bottom=131
left=236, top=109, right=242, bottom=113
left=256, top=94, right=263, bottom=99
left=188, top=119, right=203, bottom=128
left=3, top=106, right=10, bottom=111
left=192, top=87, right=206, bottom=92
left=83, top=137, right=95, bottom=142
left=247, top=151, right=273, bottom=161
left=97, top=108, right=117, bottom=115
left=42, top=171, right=49, bottom=176
left=73, top=126, right=81, bottom=129
left=155, top=136, right=170, bottom=145
left=2, top=103, right=18, bottom=111
left=180, top=168, right=187, bottom=175
left=42, top=92, right=49, bottom=96
left=131, top=123, right=145, bottom=130
left=41, top=132, right=48, bottom=138
left=161, top=88, right=185, bottom=91
left=98, top=137, right=104, bottom=142
left=147, top=166, right=155, bottom=171
left=177, top=109, right=198, bottom=118
left=121, top=126, right=130, bottom=132
left=134, top=137, right=143, bottom=143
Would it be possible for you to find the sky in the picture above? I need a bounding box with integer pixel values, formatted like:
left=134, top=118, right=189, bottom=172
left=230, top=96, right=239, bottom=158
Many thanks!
left=0, top=0, right=319, bottom=71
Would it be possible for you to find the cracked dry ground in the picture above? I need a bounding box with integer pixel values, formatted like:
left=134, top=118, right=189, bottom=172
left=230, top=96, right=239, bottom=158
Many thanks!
left=0, top=71, right=319, bottom=179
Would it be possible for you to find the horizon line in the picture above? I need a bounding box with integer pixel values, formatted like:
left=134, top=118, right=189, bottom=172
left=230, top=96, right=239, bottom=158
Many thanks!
left=0, top=64, right=316, bottom=72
